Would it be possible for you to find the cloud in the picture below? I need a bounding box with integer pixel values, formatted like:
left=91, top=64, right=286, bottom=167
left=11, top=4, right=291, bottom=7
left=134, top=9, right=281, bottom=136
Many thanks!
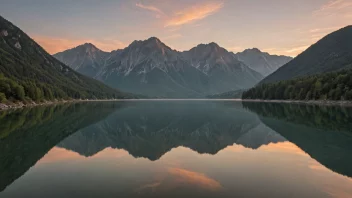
left=136, top=2, right=165, bottom=18
left=285, top=45, right=310, bottom=53
left=319, top=0, right=352, bottom=11
left=314, top=0, right=352, bottom=15
left=168, top=167, right=223, bottom=191
left=165, top=2, right=224, bottom=27
left=309, top=26, right=340, bottom=33
left=32, top=36, right=126, bottom=54
left=162, top=34, right=182, bottom=41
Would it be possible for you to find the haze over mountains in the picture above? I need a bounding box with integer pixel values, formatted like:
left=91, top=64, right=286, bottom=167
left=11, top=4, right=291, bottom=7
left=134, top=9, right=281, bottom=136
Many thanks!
left=234, top=48, right=292, bottom=76
left=54, top=38, right=291, bottom=98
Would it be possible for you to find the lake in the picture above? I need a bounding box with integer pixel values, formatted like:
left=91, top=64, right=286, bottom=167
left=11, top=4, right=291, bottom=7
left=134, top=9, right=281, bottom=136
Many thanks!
left=0, top=100, right=352, bottom=198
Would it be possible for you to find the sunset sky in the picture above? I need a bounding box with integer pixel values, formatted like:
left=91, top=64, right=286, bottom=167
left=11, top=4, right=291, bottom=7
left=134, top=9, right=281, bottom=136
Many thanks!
left=1, top=0, right=351, bottom=56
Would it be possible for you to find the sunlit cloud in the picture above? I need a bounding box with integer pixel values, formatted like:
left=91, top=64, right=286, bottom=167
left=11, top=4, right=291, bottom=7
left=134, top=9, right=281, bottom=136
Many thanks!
left=309, top=26, right=341, bottom=33
left=136, top=2, right=165, bottom=18
left=316, top=0, right=352, bottom=13
left=32, top=35, right=126, bottom=54
left=314, top=0, right=352, bottom=18
left=162, top=34, right=182, bottom=41
left=168, top=167, right=223, bottom=191
left=286, top=45, right=310, bottom=53
left=165, top=2, right=224, bottom=27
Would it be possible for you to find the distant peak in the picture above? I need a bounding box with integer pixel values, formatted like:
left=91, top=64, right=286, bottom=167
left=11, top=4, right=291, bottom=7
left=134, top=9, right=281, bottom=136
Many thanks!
left=147, top=37, right=161, bottom=43
left=208, top=42, right=220, bottom=47
left=245, top=48, right=262, bottom=53
left=195, top=42, right=221, bottom=49
left=82, top=43, right=96, bottom=48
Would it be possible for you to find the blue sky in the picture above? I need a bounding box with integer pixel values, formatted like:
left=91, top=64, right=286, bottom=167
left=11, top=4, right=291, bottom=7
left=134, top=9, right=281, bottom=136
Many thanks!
left=1, top=0, right=351, bottom=56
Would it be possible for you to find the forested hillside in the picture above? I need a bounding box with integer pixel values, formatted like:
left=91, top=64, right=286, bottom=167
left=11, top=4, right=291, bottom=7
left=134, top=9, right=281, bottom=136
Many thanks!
left=260, top=26, right=352, bottom=84
left=242, top=69, right=352, bottom=101
left=207, top=89, right=244, bottom=99
left=0, top=16, right=131, bottom=104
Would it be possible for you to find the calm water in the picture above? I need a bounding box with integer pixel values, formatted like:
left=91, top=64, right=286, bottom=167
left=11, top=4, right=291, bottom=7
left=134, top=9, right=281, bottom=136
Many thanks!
left=0, top=101, right=352, bottom=198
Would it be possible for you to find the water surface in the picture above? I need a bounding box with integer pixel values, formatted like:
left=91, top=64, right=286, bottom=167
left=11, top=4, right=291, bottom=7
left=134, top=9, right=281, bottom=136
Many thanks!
left=0, top=101, right=352, bottom=198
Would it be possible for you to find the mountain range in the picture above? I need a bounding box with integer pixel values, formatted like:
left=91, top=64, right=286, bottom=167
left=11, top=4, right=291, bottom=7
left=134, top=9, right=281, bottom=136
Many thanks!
left=54, top=38, right=291, bottom=98
left=0, top=16, right=131, bottom=102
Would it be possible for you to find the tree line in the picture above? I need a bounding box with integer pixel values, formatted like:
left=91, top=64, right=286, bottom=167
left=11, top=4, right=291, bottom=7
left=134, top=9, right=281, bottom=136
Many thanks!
left=242, top=69, right=352, bottom=101
left=0, top=73, right=132, bottom=104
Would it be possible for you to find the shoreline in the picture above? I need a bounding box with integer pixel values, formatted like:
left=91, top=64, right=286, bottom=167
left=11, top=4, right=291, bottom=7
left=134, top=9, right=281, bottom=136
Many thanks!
left=1, top=98, right=352, bottom=111
left=241, top=99, right=352, bottom=106
left=0, top=100, right=83, bottom=111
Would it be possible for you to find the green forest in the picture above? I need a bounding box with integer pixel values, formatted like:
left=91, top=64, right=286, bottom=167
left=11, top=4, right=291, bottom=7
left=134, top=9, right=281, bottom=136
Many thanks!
left=242, top=69, right=352, bottom=101
left=0, top=16, right=137, bottom=104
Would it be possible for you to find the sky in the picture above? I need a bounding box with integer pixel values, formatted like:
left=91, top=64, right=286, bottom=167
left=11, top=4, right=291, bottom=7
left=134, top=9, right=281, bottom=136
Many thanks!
left=0, top=0, right=351, bottom=57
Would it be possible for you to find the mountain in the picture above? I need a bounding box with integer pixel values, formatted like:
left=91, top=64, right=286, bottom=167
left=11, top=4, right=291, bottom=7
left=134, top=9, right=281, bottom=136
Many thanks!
left=53, top=43, right=109, bottom=77
left=261, top=26, right=352, bottom=84
left=182, top=43, right=263, bottom=93
left=55, top=38, right=263, bottom=98
left=234, top=48, right=292, bottom=76
left=0, top=16, right=130, bottom=103
left=99, top=37, right=211, bottom=97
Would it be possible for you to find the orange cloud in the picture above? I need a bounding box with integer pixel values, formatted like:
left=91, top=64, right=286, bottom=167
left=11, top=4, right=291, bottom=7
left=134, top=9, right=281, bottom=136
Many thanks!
left=165, top=2, right=224, bottom=27
left=168, top=167, right=222, bottom=191
left=162, top=34, right=182, bottom=41
left=32, top=35, right=126, bottom=54
left=136, top=3, right=165, bottom=18
left=318, top=0, right=352, bottom=12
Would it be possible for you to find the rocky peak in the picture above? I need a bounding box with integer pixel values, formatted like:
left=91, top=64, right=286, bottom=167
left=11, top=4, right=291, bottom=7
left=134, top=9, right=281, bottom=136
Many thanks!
left=243, top=48, right=262, bottom=54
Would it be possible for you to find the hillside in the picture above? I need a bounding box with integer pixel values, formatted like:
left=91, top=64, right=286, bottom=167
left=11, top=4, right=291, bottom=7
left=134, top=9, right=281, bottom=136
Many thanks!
left=207, top=89, right=244, bottom=99
left=0, top=16, right=130, bottom=103
left=242, top=69, right=352, bottom=101
left=260, top=26, right=352, bottom=84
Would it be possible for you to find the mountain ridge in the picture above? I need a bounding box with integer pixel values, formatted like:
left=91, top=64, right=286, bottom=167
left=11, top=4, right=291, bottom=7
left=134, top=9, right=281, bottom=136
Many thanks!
left=54, top=38, right=270, bottom=97
left=234, top=48, right=293, bottom=76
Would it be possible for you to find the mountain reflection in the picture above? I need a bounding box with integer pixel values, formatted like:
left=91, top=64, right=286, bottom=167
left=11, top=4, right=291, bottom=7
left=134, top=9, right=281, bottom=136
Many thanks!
left=58, top=101, right=285, bottom=160
left=243, top=102, right=352, bottom=178
left=1, top=101, right=352, bottom=196
left=0, top=102, right=125, bottom=191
